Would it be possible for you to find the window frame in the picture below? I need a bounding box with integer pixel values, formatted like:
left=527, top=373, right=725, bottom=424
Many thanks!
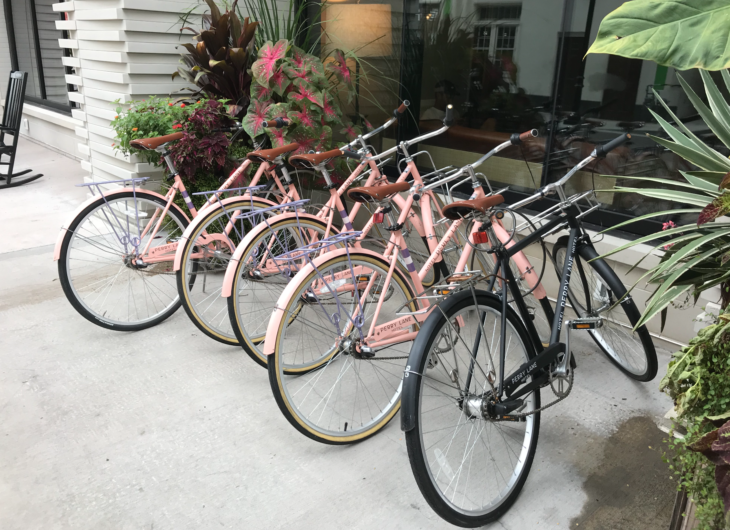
left=3, top=0, right=75, bottom=114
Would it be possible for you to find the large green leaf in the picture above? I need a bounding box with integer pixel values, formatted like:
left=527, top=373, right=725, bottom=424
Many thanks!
left=586, top=0, right=730, bottom=71
left=680, top=171, right=722, bottom=195
left=648, top=134, right=730, bottom=173
left=603, top=174, right=717, bottom=195
left=598, top=208, right=703, bottom=234
left=611, top=187, right=714, bottom=207
left=649, top=231, right=730, bottom=282
left=678, top=74, right=730, bottom=150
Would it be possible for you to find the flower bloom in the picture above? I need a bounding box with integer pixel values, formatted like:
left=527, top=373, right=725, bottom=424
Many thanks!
left=172, top=124, right=182, bottom=130
left=114, top=115, right=119, bottom=119
left=662, top=221, right=676, bottom=230
left=168, top=103, right=173, bottom=106
left=180, top=103, right=186, bottom=108
left=111, top=143, right=115, bottom=147
left=132, top=127, right=138, bottom=131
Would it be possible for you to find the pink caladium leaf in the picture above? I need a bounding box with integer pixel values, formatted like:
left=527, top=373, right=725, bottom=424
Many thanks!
left=283, top=65, right=315, bottom=84
left=265, top=102, right=290, bottom=121
left=288, top=106, right=318, bottom=129
left=266, top=127, right=287, bottom=148
left=321, top=93, right=341, bottom=123
left=362, top=116, right=374, bottom=132
left=251, top=39, right=289, bottom=85
left=289, top=46, right=325, bottom=77
left=326, top=49, right=353, bottom=87
left=292, top=127, right=319, bottom=155
left=251, top=82, right=273, bottom=102
left=340, top=122, right=362, bottom=141
left=270, top=67, right=292, bottom=96
left=290, top=80, right=324, bottom=108
left=316, top=125, right=332, bottom=152
left=241, top=99, right=271, bottom=138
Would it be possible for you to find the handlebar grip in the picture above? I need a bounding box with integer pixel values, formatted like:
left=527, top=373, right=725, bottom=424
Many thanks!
left=393, top=100, right=410, bottom=118
left=341, top=149, right=362, bottom=160
left=510, top=129, right=538, bottom=145
left=443, top=104, right=455, bottom=127
left=262, top=117, right=290, bottom=129
left=594, top=133, right=631, bottom=157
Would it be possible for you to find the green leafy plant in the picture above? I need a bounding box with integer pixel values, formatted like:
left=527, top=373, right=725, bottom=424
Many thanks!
left=174, top=0, right=258, bottom=117
left=243, top=39, right=367, bottom=156
left=598, top=70, right=730, bottom=327
left=587, top=0, right=730, bottom=71
left=662, top=311, right=730, bottom=529
left=239, top=0, right=325, bottom=52
left=111, top=96, right=208, bottom=165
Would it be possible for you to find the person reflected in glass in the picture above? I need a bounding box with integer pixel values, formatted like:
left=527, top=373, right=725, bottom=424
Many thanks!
left=421, top=79, right=461, bottom=121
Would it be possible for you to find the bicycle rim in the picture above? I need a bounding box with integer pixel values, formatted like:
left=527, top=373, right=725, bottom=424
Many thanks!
left=554, top=245, right=649, bottom=376
left=410, top=294, right=538, bottom=522
left=269, top=253, right=416, bottom=443
left=178, top=198, right=268, bottom=344
left=62, top=194, right=186, bottom=327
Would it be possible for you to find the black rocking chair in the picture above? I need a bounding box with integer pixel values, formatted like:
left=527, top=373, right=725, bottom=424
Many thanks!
left=0, top=71, right=43, bottom=188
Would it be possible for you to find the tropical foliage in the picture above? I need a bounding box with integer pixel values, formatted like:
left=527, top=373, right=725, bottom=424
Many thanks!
left=242, top=39, right=369, bottom=155
left=111, top=97, right=208, bottom=165
left=598, top=71, right=730, bottom=327
left=586, top=0, right=730, bottom=71
left=112, top=97, right=240, bottom=184
left=662, top=310, right=730, bottom=529
left=174, top=0, right=258, bottom=117
left=239, top=0, right=324, bottom=52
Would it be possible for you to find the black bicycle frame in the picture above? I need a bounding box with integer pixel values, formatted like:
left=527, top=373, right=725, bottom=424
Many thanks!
left=473, top=203, right=588, bottom=399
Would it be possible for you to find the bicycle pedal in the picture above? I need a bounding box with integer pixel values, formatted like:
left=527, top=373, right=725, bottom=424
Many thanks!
left=567, top=318, right=603, bottom=330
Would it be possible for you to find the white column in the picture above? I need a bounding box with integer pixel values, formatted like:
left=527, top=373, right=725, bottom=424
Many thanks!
left=54, top=0, right=199, bottom=188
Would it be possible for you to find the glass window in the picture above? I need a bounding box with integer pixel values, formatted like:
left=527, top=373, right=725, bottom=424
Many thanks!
left=399, top=0, right=704, bottom=232
left=5, top=0, right=75, bottom=110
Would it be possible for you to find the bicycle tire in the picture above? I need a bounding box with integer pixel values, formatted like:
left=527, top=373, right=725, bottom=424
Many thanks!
left=59, top=191, right=189, bottom=331
left=552, top=239, right=657, bottom=381
left=175, top=196, right=276, bottom=346
left=227, top=215, right=339, bottom=367
left=267, top=251, right=417, bottom=444
left=402, top=289, right=540, bottom=527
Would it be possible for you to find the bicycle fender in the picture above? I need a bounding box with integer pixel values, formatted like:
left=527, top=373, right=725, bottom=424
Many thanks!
left=264, top=247, right=388, bottom=356
left=53, top=188, right=189, bottom=261
left=220, top=212, right=329, bottom=298
left=401, top=289, right=504, bottom=432
left=172, top=195, right=278, bottom=271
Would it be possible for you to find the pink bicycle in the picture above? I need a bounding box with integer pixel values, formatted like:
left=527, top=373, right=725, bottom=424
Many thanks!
left=262, top=114, right=550, bottom=443
left=55, top=125, right=299, bottom=330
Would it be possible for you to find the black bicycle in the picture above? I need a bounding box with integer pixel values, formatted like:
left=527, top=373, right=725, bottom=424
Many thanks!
left=401, top=133, right=657, bottom=528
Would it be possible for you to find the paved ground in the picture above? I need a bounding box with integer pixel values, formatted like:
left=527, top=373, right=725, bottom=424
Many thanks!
left=1, top=140, right=677, bottom=529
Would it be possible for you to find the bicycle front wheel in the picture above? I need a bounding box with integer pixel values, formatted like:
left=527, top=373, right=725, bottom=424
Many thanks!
left=552, top=240, right=657, bottom=381
left=267, top=251, right=417, bottom=444
left=403, top=289, right=540, bottom=527
left=58, top=191, right=188, bottom=330
left=176, top=196, right=275, bottom=346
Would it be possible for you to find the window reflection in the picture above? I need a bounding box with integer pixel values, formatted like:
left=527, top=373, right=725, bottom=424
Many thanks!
left=408, top=0, right=711, bottom=224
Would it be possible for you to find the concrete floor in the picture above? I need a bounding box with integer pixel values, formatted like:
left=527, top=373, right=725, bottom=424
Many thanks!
left=1, top=139, right=677, bottom=529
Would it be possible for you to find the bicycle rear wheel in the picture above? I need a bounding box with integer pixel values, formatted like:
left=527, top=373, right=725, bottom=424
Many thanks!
left=58, top=191, right=188, bottom=330
left=176, top=197, right=274, bottom=346
left=267, top=251, right=417, bottom=444
left=403, top=290, right=540, bottom=527
left=552, top=240, right=657, bottom=381
left=227, top=216, right=339, bottom=367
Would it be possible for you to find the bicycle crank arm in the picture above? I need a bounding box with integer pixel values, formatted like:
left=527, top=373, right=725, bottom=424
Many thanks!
left=503, top=342, right=565, bottom=398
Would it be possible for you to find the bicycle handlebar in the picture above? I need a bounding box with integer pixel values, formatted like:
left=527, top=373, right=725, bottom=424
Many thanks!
left=262, top=117, right=290, bottom=129
left=341, top=149, right=362, bottom=160
left=509, top=133, right=632, bottom=211
left=443, top=104, right=455, bottom=127
left=594, top=133, right=630, bottom=157
left=393, top=100, right=410, bottom=118
left=511, top=129, right=538, bottom=145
